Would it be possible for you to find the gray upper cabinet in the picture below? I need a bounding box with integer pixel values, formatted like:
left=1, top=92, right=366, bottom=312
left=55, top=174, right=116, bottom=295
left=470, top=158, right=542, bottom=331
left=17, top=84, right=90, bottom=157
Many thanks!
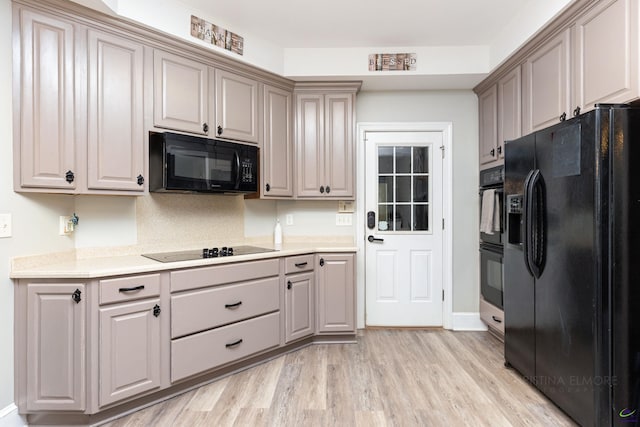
left=13, top=5, right=147, bottom=194
left=573, top=0, right=639, bottom=113
left=214, top=69, right=260, bottom=144
left=522, top=28, right=571, bottom=134
left=497, top=66, right=522, bottom=154
left=87, top=30, right=145, bottom=192
left=295, top=85, right=358, bottom=199
left=262, top=84, right=293, bottom=198
left=14, top=8, right=77, bottom=191
left=478, top=85, right=498, bottom=166
left=153, top=50, right=210, bottom=136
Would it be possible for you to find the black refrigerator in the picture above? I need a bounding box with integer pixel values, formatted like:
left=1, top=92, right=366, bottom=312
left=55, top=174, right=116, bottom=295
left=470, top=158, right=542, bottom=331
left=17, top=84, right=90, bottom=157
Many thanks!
left=504, top=104, right=640, bottom=426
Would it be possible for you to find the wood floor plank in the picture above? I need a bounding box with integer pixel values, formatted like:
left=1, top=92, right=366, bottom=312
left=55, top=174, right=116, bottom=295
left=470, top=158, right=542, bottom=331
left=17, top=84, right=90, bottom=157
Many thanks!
left=103, top=329, right=577, bottom=427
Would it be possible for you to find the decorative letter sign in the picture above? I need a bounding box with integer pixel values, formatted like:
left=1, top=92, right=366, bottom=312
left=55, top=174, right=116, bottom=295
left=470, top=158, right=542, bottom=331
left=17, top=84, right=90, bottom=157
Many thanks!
left=368, top=53, right=417, bottom=71
left=190, top=15, right=244, bottom=56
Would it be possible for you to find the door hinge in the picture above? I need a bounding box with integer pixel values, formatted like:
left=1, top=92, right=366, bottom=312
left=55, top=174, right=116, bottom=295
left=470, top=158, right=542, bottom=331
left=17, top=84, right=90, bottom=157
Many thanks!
left=442, top=289, right=445, bottom=301
left=442, top=218, right=445, bottom=230
left=440, top=145, right=445, bottom=159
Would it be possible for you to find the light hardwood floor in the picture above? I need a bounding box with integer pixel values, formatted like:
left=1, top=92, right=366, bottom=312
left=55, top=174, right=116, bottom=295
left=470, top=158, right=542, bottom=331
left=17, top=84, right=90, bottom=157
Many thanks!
left=104, top=329, right=576, bottom=426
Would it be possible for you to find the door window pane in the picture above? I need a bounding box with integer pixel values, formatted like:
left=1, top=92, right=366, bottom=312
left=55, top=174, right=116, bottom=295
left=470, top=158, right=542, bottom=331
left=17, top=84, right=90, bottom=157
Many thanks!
left=396, top=147, right=411, bottom=173
left=414, top=204, right=429, bottom=231
left=378, top=147, right=394, bottom=174
left=413, top=147, right=429, bottom=173
left=376, top=145, right=431, bottom=232
left=414, top=176, right=429, bottom=202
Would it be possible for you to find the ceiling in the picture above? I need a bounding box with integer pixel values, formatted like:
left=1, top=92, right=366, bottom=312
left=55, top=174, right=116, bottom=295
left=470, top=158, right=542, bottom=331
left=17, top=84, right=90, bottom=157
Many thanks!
left=180, top=0, right=527, bottom=48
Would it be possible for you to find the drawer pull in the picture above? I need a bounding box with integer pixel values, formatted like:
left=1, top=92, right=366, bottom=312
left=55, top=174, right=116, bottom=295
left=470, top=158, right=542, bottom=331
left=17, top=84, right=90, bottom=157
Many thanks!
left=294, top=262, right=308, bottom=268
left=225, top=339, right=243, bottom=348
left=224, top=301, right=242, bottom=309
left=119, top=285, right=145, bottom=293
left=491, top=315, right=502, bottom=324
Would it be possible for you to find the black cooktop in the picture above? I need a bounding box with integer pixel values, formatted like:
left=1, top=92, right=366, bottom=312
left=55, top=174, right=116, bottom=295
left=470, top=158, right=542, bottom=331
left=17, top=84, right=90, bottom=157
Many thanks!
left=142, top=245, right=275, bottom=263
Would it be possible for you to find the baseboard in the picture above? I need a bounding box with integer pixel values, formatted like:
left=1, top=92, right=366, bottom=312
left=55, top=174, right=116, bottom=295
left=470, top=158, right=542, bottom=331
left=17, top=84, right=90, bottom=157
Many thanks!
left=0, top=403, right=25, bottom=427
left=452, top=312, right=488, bottom=331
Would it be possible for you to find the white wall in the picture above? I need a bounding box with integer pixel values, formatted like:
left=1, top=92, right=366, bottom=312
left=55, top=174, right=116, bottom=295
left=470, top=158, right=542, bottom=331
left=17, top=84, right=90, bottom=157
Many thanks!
left=356, top=90, right=479, bottom=312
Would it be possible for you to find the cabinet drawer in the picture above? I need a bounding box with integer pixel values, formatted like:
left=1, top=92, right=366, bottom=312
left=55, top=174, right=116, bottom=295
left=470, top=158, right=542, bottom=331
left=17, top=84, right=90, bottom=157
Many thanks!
left=480, top=297, right=504, bottom=335
left=171, top=277, right=279, bottom=338
left=171, top=312, right=280, bottom=382
left=171, top=259, right=279, bottom=292
left=284, top=254, right=315, bottom=274
left=100, top=274, right=161, bottom=305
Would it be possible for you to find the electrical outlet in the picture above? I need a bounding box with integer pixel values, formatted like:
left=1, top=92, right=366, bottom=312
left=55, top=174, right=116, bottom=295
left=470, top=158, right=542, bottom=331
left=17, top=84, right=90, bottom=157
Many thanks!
left=59, top=216, right=74, bottom=235
left=285, top=214, right=294, bottom=226
left=0, top=213, right=12, bottom=238
left=336, top=213, right=353, bottom=226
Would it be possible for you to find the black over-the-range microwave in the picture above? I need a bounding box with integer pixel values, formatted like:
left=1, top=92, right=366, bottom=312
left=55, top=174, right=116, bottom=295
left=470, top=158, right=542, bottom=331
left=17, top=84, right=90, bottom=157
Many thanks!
left=149, top=131, right=259, bottom=194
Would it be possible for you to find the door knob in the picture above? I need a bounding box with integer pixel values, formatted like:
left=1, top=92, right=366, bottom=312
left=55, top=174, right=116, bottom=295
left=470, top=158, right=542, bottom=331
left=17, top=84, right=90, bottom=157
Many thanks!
left=368, top=235, right=384, bottom=243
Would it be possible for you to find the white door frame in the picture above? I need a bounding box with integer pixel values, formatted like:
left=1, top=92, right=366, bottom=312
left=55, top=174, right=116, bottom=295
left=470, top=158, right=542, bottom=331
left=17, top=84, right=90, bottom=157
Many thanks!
left=356, top=122, right=453, bottom=330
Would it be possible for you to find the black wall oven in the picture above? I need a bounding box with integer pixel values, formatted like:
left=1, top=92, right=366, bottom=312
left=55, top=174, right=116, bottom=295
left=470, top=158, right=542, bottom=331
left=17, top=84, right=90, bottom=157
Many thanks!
left=479, top=166, right=504, bottom=309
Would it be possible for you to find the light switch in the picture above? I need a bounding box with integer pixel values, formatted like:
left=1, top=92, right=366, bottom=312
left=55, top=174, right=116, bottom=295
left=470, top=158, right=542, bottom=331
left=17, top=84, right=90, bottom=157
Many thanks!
left=0, top=213, right=12, bottom=238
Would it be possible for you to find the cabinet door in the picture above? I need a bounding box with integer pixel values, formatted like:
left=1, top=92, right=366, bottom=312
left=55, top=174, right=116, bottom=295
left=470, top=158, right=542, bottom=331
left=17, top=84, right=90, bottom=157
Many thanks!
left=26, top=283, right=85, bottom=411
left=574, top=0, right=639, bottom=113
left=99, top=299, right=161, bottom=407
left=262, top=85, right=293, bottom=197
left=323, top=93, right=354, bottom=198
left=316, top=254, right=355, bottom=333
left=285, top=272, right=315, bottom=343
left=497, top=66, right=522, bottom=158
left=522, top=28, right=571, bottom=133
left=478, top=85, right=498, bottom=165
left=153, top=50, right=209, bottom=135
left=87, top=30, right=144, bottom=192
left=295, top=93, right=324, bottom=197
left=215, top=69, right=260, bottom=143
left=17, top=9, right=76, bottom=190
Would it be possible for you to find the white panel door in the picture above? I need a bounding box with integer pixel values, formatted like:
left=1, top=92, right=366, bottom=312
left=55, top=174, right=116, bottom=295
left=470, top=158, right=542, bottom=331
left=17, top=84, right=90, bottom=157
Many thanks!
left=365, top=131, right=444, bottom=326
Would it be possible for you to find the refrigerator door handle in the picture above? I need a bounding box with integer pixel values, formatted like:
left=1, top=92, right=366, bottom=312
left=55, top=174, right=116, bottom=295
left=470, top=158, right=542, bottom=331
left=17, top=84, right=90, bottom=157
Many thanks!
left=527, top=169, right=546, bottom=279
left=523, top=170, right=536, bottom=277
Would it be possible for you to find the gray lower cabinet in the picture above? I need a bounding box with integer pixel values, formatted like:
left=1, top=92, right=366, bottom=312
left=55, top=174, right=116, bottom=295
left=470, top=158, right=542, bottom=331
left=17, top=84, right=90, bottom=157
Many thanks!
left=22, top=283, right=86, bottom=412
left=169, top=259, right=281, bottom=382
left=316, top=253, right=355, bottom=334
left=284, top=254, right=315, bottom=342
left=98, top=273, right=164, bottom=407
left=14, top=252, right=356, bottom=422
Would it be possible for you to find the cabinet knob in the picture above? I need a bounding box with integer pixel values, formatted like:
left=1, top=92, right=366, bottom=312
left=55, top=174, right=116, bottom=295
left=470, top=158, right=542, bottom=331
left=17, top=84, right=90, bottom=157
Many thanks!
left=559, top=112, right=567, bottom=122
left=319, top=186, right=325, bottom=194
left=573, top=106, right=581, bottom=117
left=319, top=258, right=325, bottom=267
left=490, top=149, right=495, bottom=157
left=153, top=304, right=161, bottom=317
left=65, top=170, right=75, bottom=184
left=326, top=186, right=331, bottom=194
left=137, top=174, right=144, bottom=186
left=497, top=146, right=502, bottom=155
left=72, top=289, right=82, bottom=303
left=217, top=125, right=223, bottom=136
left=287, top=280, right=292, bottom=290
left=265, top=183, right=271, bottom=192
left=203, top=123, right=209, bottom=133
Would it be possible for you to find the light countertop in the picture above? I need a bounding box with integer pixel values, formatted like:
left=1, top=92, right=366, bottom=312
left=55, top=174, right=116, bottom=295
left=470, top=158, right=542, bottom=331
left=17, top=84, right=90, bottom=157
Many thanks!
left=10, top=242, right=358, bottom=279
